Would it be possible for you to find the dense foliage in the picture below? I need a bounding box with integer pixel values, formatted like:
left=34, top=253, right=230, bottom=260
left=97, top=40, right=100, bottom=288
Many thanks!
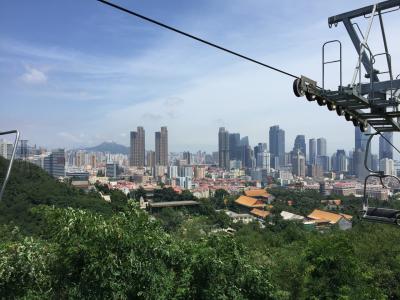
left=2, top=158, right=400, bottom=299
left=0, top=158, right=114, bottom=234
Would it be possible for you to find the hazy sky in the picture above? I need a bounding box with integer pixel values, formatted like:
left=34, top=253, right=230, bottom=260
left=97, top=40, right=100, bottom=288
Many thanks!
left=1, top=0, right=399, bottom=154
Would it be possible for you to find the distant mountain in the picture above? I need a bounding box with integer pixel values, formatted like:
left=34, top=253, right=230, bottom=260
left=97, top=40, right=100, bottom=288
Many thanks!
left=84, top=142, right=129, bottom=155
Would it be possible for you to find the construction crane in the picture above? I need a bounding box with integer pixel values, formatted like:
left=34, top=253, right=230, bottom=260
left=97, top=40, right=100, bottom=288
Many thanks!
left=293, top=0, right=400, bottom=224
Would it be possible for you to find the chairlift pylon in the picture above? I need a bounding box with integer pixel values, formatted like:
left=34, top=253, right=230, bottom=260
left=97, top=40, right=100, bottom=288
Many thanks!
left=293, top=0, right=400, bottom=224
left=0, top=130, right=20, bottom=202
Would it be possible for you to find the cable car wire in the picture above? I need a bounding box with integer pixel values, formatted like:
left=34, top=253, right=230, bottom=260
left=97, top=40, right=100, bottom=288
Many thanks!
left=97, top=0, right=400, bottom=156
left=96, top=0, right=300, bottom=80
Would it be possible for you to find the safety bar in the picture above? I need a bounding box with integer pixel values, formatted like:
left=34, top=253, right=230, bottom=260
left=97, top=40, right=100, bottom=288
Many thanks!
left=322, top=40, right=342, bottom=91
left=0, top=130, right=20, bottom=201
left=370, top=52, right=394, bottom=101
left=363, top=132, right=400, bottom=211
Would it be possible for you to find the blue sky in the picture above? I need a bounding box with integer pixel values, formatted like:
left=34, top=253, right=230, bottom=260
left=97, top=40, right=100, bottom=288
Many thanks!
left=1, top=0, right=399, bottom=154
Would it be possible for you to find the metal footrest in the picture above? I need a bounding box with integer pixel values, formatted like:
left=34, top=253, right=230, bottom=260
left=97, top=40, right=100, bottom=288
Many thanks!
left=363, top=207, right=400, bottom=225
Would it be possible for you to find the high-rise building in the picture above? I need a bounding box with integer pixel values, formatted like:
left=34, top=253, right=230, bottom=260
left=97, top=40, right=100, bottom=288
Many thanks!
left=256, top=150, right=270, bottom=171
left=146, top=150, right=155, bottom=167
left=309, top=138, right=317, bottom=164
left=106, top=162, right=118, bottom=178
left=379, top=132, right=393, bottom=160
left=183, top=151, right=191, bottom=165
left=155, top=126, right=168, bottom=166
left=240, top=144, right=254, bottom=169
left=194, top=166, right=206, bottom=179
left=240, top=136, right=249, bottom=147
left=167, top=166, right=178, bottom=178
left=292, top=150, right=306, bottom=177
left=130, top=126, right=145, bottom=167
left=269, top=125, right=285, bottom=169
left=308, top=164, right=323, bottom=178
left=371, top=154, right=379, bottom=171
left=317, top=138, right=327, bottom=156
left=335, top=150, right=347, bottom=172
left=317, top=155, right=330, bottom=172
left=218, top=127, right=230, bottom=170
left=353, top=149, right=370, bottom=179
left=355, top=127, right=371, bottom=152
left=229, top=133, right=240, bottom=161
left=44, top=149, right=65, bottom=178
left=0, top=140, right=14, bottom=160
left=254, top=143, right=267, bottom=166
left=380, top=158, right=396, bottom=176
left=293, top=135, right=306, bottom=158
left=18, top=139, right=29, bottom=159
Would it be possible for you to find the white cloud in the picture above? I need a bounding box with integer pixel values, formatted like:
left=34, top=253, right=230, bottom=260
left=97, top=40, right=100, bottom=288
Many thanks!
left=2, top=0, right=400, bottom=153
left=21, top=66, right=47, bottom=84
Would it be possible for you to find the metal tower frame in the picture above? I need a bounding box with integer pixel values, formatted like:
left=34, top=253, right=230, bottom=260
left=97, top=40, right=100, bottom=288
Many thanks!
left=293, top=0, right=400, bottom=224
left=0, top=130, right=20, bottom=202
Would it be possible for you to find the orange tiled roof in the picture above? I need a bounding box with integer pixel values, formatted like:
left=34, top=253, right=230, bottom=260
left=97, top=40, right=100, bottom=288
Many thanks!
left=235, top=196, right=265, bottom=208
left=340, top=213, right=353, bottom=220
left=250, top=208, right=270, bottom=219
left=308, top=209, right=352, bottom=224
left=244, top=189, right=270, bottom=198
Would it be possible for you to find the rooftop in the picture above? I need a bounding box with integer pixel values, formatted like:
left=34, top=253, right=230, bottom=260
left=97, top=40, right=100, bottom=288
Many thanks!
left=244, top=189, right=270, bottom=198
left=250, top=208, right=270, bottom=219
left=307, top=209, right=352, bottom=224
left=235, top=195, right=265, bottom=208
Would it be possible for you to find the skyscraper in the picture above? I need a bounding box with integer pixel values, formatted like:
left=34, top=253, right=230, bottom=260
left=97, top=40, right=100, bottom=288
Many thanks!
left=293, top=135, right=306, bottom=158
left=379, top=132, right=393, bottom=160
left=130, top=126, right=145, bottom=167
left=335, top=149, right=347, bottom=172
left=155, top=126, right=168, bottom=166
left=292, top=150, right=306, bottom=177
left=355, top=127, right=371, bottom=152
left=269, top=125, right=285, bottom=169
left=218, top=127, right=230, bottom=170
left=183, top=151, right=191, bottom=165
left=254, top=143, right=267, bottom=167
left=146, top=150, right=155, bottom=167
left=309, top=138, right=317, bottom=164
left=18, top=139, right=29, bottom=160
left=353, top=149, right=371, bottom=179
left=317, top=138, right=327, bottom=156
left=240, top=144, right=254, bottom=169
left=229, top=133, right=240, bottom=160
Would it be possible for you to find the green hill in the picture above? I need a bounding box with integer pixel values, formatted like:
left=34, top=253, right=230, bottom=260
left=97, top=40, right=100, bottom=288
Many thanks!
left=0, top=157, right=113, bottom=234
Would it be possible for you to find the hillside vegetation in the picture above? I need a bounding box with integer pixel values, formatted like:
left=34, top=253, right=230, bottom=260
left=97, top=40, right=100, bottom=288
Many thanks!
left=1, top=158, right=400, bottom=299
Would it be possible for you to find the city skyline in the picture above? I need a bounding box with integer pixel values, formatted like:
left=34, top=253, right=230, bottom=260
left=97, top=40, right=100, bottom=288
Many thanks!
left=1, top=124, right=392, bottom=158
left=2, top=1, right=399, bottom=152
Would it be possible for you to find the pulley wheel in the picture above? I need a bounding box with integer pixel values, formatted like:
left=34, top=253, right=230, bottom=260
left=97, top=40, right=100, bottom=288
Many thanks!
left=305, top=92, right=316, bottom=101
left=327, top=102, right=336, bottom=111
left=344, top=112, right=352, bottom=121
left=336, top=106, right=344, bottom=116
left=293, top=78, right=304, bottom=97
left=316, top=96, right=326, bottom=106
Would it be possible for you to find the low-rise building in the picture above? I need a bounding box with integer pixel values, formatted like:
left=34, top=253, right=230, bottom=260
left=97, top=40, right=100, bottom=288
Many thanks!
left=250, top=208, right=270, bottom=220
left=234, top=195, right=265, bottom=213
left=280, top=211, right=305, bottom=221
left=307, top=209, right=352, bottom=230
left=224, top=210, right=255, bottom=224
